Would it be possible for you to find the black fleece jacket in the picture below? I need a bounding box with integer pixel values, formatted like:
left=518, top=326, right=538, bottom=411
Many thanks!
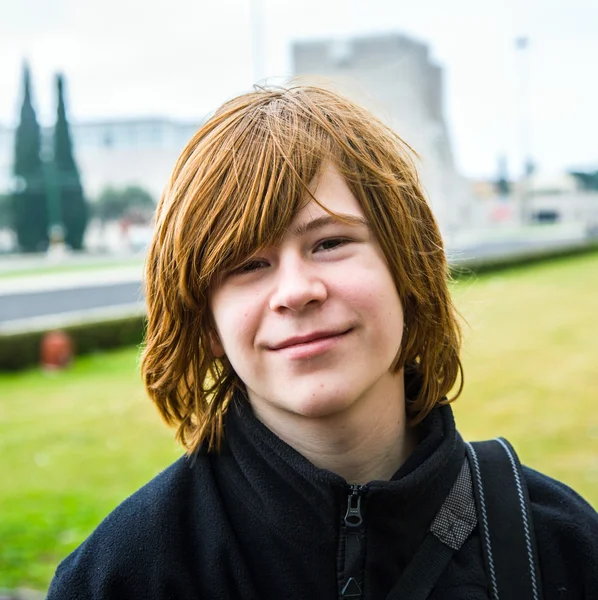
left=46, top=399, right=598, bottom=600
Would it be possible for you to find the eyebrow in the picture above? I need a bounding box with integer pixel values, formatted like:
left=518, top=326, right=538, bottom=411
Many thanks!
left=290, top=214, right=369, bottom=238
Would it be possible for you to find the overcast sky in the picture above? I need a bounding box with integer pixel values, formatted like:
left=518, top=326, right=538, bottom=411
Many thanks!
left=0, top=0, right=596, bottom=178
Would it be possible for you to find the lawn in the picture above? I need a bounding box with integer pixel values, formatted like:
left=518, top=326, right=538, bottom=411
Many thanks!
left=1, top=250, right=597, bottom=591
left=452, top=251, right=598, bottom=502
left=0, top=349, right=180, bottom=591
left=0, top=256, right=144, bottom=279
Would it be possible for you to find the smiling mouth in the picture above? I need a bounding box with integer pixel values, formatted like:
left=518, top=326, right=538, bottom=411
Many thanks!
left=270, top=329, right=352, bottom=352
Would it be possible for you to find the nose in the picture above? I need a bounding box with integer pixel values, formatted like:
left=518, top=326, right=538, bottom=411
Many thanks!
left=268, top=256, right=327, bottom=313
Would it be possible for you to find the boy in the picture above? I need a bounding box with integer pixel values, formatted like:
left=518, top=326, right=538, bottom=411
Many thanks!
left=47, top=85, right=598, bottom=599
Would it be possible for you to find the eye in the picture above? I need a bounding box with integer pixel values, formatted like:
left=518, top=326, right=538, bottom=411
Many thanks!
left=315, top=238, right=349, bottom=252
left=232, top=258, right=269, bottom=274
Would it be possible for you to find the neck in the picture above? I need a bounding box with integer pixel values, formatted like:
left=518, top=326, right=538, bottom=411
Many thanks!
left=250, top=371, right=417, bottom=485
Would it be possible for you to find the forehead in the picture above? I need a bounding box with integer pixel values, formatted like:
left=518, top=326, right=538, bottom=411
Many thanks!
left=294, top=165, right=365, bottom=227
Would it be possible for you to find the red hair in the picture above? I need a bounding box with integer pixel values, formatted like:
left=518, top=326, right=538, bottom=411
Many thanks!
left=141, top=85, right=463, bottom=452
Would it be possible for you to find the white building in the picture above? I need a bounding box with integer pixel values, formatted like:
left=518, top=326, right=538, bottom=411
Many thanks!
left=526, top=170, right=598, bottom=228
left=0, top=118, right=201, bottom=200
left=292, top=33, right=476, bottom=235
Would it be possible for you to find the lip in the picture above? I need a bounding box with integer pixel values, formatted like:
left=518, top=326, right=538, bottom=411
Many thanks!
left=269, top=329, right=350, bottom=351
left=268, top=329, right=352, bottom=360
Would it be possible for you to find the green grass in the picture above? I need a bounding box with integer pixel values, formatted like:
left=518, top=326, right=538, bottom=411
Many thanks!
left=1, top=251, right=597, bottom=591
left=0, top=349, right=179, bottom=590
left=0, top=257, right=144, bottom=279
left=452, top=251, right=598, bottom=503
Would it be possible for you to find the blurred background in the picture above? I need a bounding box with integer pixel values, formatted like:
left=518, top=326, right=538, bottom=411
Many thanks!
left=0, top=0, right=597, bottom=596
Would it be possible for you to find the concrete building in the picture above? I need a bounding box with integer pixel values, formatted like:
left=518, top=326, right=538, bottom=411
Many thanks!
left=293, top=33, right=476, bottom=235
left=526, top=170, right=598, bottom=228
left=0, top=118, right=201, bottom=200
left=466, top=169, right=598, bottom=232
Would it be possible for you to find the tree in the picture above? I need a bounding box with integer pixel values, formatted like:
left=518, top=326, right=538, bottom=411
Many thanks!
left=570, top=170, right=598, bottom=191
left=11, top=63, right=49, bottom=252
left=93, top=185, right=156, bottom=223
left=0, top=194, right=12, bottom=229
left=53, top=73, right=88, bottom=250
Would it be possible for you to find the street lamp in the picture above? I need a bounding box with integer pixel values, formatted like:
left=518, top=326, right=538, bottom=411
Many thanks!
left=515, top=36, right=532, bottom=225
left=250, top=0, right=265, bottom=85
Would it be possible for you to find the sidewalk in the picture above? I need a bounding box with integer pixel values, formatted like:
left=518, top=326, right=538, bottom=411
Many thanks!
left=0, top=264, right=144, bottom=296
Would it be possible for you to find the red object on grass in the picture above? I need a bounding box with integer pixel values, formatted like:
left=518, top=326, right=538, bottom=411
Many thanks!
left=40, top=330, right=74, bottom=369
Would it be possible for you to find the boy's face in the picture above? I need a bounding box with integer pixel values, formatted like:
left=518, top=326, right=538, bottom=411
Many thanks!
left=209, top=165, right=405, bottom=425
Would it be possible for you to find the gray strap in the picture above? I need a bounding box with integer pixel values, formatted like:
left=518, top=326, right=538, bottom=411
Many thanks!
left=430, top=458, right=477, bottom=549
left=385, top=458, right=477, bottom=600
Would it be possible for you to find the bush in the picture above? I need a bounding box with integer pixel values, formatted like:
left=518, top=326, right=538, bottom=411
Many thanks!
left=93, top=186, right=156, bottom=223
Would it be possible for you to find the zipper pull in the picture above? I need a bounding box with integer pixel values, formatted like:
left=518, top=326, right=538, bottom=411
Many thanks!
left=344, top=484, right=363, bottom=528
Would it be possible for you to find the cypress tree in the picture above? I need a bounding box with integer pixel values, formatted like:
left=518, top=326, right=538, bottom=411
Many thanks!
left=53, top=73, right=88, bottom=250
left=11, top=63, right=49, bottom=252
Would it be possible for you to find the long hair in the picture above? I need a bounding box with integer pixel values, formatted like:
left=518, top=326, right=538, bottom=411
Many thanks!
left=141, top=84, right=463, bottom=453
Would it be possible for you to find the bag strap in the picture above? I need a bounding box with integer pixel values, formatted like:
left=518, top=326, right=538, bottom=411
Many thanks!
left=466, top=438, right=544, bottom=600
left=384, top=458, right=477, bottom=600
left=386, top=438, right=544, bottom=600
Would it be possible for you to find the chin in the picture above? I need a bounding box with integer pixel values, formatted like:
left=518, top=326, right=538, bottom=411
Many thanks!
left=286, top=388, right=357, bottom=419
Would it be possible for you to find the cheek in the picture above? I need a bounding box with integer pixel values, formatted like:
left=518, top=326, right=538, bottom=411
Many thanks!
left=340, top=268, right=402, bottom=315
left=340, top=271, right=404, bottom=346
left=372, top=290, right=404, bottom=338
left=211, top=294, right=261, bottom=357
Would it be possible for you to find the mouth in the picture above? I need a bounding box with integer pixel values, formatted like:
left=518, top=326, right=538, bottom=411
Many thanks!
left=269, top=328, right=352, bottom=351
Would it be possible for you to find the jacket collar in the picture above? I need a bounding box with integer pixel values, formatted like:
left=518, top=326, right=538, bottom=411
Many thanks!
left=215, top=392, right=465, bottom=549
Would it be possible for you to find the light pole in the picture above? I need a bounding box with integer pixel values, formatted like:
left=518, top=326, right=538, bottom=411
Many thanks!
left=250, top=0, right=265, bottom=85
left=515, top=36, right=532, bottom=225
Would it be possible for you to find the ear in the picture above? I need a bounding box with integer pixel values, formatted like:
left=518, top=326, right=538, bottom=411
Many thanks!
left=209, top=329, right=225, bottom=358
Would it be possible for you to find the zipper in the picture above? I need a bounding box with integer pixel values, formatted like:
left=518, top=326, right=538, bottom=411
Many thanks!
left=339, top=484, right=367, bottom=599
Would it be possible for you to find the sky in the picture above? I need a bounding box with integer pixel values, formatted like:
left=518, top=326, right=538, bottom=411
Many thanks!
left=0, top=0, right=596, bottom=179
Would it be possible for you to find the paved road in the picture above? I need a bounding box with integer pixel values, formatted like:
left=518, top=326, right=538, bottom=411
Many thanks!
left=0, top=233, right=593, bottom=332
left=447, top=237, right=589, bottom=264
left=0, top=282, right=144, bottom=324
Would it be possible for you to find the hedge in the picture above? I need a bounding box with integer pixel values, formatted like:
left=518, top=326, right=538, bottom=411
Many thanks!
left=0, top=314, right=146, bottom=372
left=2, top=241, right=597, bottom=372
